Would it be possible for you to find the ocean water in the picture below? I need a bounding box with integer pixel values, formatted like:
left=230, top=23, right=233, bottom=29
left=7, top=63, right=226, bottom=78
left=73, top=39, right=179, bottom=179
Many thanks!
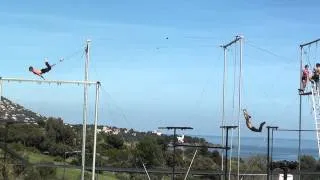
left=197, top=135, right=319, bottom=160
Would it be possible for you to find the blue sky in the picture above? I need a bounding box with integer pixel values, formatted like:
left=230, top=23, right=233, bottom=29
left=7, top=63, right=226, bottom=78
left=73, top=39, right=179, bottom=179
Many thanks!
left=1, top=0, right=320, bottom=140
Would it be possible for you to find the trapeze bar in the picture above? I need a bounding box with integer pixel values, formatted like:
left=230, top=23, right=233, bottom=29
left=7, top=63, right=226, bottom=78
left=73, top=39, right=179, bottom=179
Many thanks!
left=299, top=91, right=312, bottom=96
left=300, top=38, right=320, bottom=48
left=0, top=77, right=99, bottom=85
left=221, top=35, right=243, bottom=48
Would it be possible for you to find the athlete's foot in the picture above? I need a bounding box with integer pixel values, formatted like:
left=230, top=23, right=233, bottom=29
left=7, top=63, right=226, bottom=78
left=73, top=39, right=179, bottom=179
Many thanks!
left=261, top=121, right=266, bottom=126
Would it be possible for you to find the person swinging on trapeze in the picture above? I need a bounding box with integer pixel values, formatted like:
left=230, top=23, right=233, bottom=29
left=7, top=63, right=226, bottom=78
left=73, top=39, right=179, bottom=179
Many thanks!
left=243, top=109, right=266, bottom=132
left=29, top=58, right=63, bottom=80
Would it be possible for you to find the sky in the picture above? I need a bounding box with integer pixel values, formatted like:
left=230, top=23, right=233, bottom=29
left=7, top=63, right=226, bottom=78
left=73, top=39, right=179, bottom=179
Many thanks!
left=1, top=0, right=320, bottom=140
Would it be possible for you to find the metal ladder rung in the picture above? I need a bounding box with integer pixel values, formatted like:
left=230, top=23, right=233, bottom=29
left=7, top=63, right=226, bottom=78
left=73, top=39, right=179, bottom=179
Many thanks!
left=312, top=92, right=320, bottom=157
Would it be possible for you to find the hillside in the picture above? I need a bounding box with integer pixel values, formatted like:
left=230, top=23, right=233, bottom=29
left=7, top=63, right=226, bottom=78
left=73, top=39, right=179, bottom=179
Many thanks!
left=0, top=97, right=223, bottom=180
left=0, top=97, right=45, bottom=123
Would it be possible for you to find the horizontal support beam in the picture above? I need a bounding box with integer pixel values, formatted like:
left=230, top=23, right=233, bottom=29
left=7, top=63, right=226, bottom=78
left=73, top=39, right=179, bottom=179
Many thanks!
left=33, top=163, right=315, bottom=176
left=0, top=77, right=100, bottom=85
left=158, top=126, right=193, bottom=130
left=220, top=125, right=238, bottom=129
left=221, top=35, right=243, bottom=49
left=300, top=38, right=320, bottom=48
left=175, top=144, right=230, bottom=150
left=32, top=163, right=225, bottom=175
left=276, top=129, right=317, bottom=132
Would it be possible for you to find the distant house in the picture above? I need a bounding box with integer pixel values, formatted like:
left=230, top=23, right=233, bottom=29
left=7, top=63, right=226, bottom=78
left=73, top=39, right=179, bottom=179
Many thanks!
left=177, top=135, right=184, bottom=143
left=152, top=130, right=162, bottom=136
left=112, top=129, right=120, bottom=135
left=123, top=128, right=129, bottom=134
left=97, top=126, right=113, bottom=134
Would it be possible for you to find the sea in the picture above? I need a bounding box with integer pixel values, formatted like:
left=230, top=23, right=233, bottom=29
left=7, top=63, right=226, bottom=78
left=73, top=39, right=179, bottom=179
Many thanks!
left=196, top=135, right=319, bottom=161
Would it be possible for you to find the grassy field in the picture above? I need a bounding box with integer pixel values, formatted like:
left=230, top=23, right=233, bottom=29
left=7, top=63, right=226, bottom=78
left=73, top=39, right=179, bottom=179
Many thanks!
left=25, top=151, right=56, bottom=163
left=17, top=150, right=119, bottom=179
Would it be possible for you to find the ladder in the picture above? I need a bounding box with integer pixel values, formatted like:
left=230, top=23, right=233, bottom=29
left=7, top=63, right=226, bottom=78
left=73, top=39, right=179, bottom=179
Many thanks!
left=310, top=84, right=320, bottom=157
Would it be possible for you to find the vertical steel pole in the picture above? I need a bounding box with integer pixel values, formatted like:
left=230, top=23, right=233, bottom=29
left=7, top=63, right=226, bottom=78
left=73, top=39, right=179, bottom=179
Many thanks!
left=267, top=127, right=270, bottom=180
left=298, top=46, right=303, bottom=180
left=172, top=128, right=177, bottom=180
left=237, top=36, right=243, bottom=180
left=221, top=47, right=227, bottom=174
left=92, top=82, right=100, bottom=180
left=225, top=128, right=229, bottom=180
left=271, top=129, right=274, bottom=180
left=81, top=40, right=91, bottom=180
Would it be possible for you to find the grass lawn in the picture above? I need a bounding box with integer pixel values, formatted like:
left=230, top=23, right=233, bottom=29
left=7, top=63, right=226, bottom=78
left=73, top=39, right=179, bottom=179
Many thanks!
left=22, top=150, right=119, bottom=179
left=24, top=151, right=56, bottom=163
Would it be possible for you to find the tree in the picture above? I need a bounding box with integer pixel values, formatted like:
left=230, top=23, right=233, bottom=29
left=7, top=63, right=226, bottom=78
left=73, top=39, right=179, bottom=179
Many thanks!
left=244, top=155, right=267, bottom=172
left=38, top=162, right=57, bottom=179
left=48, top=143, right=71, bottom=156
left=192, top=156, right=217, bottom=170
left=211, top=150, right=222, bottom=165
left=135, top=137, right=163, bottom=167
left=301, top=155, right=317, bottom=170
left=300, top=155, right=319, bottom=180
left=37, top=119, right=46, bottom=128
left=105, top=134, right=124, bottom=149
left=156, top=136, right=168, bottom=151
left=24, top=168, right=41, bottom=180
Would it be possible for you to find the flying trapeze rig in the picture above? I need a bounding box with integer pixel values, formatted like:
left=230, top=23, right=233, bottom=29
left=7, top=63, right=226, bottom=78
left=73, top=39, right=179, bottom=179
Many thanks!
left=219, top=35, right=320, bottom=180
left=220, top=35, right=268, bottom=180
left=0, top=40, right=101, bottom=180
left=298, top=38, right=320, bottom=158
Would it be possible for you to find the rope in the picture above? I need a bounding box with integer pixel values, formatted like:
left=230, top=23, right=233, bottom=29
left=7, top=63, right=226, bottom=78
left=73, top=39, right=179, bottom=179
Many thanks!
left=229, top=43, right=238, bottom=179
left=307, top=45, right=312, bottom=68
left=51, top=46, right=85, bottom=67
left=301, top=45, right=312, bottom=69
left=228, top=128, right=235, bottom=179
left=245, top=40, right=294, bottom=63
left=233, top=43, right=238, bottom=110
left=314, top=42, right=318, bottom=62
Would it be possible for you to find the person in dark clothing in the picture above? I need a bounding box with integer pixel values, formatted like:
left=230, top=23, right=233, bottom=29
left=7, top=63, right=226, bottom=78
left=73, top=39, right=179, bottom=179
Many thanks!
left=243, top=109, right=266, bottom=132
left=29, top=61, right=55, bottom=80
left=310, top=63, right=320, bottom=91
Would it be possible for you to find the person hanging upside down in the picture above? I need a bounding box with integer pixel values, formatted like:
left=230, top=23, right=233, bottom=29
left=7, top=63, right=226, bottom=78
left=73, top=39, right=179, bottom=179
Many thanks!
left=29, top=60, right=55, bottom=80
left=242, top=109, right=266, bottom=132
